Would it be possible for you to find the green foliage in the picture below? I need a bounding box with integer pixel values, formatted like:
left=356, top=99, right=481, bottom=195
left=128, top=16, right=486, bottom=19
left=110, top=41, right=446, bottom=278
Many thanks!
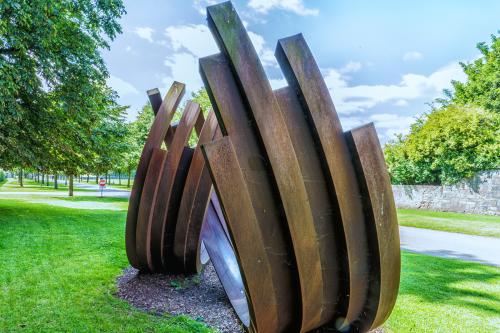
left=191, top=88, right=212, bottom=115
left=121, top=103, right=155, bottom=180
left=0, top=169, right=5, bottom=182
left=386, top=32, right=500, bottom=185
left=0, top=0, right=126, bottom=177
left=441, top=33, right=500, bottom=114
left=385, top=105, right=500, bottom=184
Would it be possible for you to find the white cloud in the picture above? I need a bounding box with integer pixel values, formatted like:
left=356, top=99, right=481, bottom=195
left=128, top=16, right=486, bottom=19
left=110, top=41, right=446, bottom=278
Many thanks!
left=248, top=0, right=319, bottom=16
left=269, top=77, right=287, bottom=90
left=339, top=116, right=364, bottom=131
left=340, top=61, right=362, bottom=74
left=403, top=51, right=423, bottom=61
left=324, top=61, right=466, bottom=114
left=162, top=52, right=205, bottom=95
left=193, top=0, right=219, bottom=15
left=165, top=24, right=218, bottom=58
left=133, top=27, right=155, bottom=43
left=369, top=113, right=416, bottom=139
left=248, top=31, right=278, bottom=67
left=107, top=75, right=139, bottom=97
left=394, top=99, right=409, bottom=107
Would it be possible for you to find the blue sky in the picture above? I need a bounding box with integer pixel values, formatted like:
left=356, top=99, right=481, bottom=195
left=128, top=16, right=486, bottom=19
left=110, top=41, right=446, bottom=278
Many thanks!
left=103, top=0, right=500, bottom=143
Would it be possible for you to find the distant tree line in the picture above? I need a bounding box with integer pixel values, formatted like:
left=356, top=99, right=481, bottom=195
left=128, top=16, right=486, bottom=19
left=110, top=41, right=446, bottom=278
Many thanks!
left=385, top=33, right=500, bottom=185
left=0, top=0, right=127, bottom=195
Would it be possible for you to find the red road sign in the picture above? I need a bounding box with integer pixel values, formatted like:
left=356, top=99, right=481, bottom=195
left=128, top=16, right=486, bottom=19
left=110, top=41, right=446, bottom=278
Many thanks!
left=99, top=179, right=106, bottom=186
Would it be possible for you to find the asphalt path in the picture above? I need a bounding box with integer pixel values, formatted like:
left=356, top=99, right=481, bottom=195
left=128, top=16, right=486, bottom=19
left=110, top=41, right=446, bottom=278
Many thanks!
left=400, top=226, right=499, bottom=266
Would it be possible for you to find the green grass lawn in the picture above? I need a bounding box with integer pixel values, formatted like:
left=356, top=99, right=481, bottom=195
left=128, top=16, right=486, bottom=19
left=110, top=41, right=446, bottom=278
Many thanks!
left=1, top=188, right=499, bottom=332
left=398, top=208, right=500, bottom=237
left=0, top=198, right=212, bottom=333
left=386, top=252, right=500, bottom=332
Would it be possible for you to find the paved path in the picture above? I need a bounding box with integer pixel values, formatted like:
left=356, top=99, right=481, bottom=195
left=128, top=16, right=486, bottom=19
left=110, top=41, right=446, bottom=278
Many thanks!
left=400, top=226, right=500, bottom=267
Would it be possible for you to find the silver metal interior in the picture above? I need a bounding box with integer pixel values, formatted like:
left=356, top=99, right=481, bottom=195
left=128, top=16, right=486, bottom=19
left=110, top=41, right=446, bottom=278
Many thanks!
left=201, top=197, right=250, bottom=327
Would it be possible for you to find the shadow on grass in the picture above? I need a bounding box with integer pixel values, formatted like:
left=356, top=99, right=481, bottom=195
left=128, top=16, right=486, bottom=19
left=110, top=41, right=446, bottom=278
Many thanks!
left=400, top=252, right=500, bottom=315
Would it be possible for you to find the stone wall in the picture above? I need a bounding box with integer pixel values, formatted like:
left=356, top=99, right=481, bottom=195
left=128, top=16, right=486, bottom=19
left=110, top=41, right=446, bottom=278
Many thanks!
left=392, top=170, right=500, bottom=215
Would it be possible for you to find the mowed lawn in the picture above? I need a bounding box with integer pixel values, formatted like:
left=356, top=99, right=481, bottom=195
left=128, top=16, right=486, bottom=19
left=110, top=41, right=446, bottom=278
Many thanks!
left=0, top=191, right=499, bottom=332
left=0, top=198, right=213, bottom=333
left=398, top=208, right=500, bottom=237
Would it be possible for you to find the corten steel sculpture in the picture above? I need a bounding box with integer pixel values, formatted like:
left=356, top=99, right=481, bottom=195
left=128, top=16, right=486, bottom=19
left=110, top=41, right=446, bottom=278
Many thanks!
left=199, top=2, right=400, bottom=333
left=125, top=82, right=222, bottom=273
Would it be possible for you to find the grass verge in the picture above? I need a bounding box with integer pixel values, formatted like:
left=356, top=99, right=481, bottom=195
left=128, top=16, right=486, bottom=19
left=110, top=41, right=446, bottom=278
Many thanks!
left=398, top=208, right=500, bottom=237
left=0, top=198, right=213, bottom=333
left=386, top=252, right=500, bottom=332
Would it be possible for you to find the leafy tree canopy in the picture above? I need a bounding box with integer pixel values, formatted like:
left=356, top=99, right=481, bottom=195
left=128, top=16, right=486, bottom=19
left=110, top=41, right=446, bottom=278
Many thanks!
left=385, top=33, right=500, bottom=185
left=442, top=33, right=500, bottom=113
left=385, top=105, right=499, bottom=185
left=0, top=0, right=126, bottom=170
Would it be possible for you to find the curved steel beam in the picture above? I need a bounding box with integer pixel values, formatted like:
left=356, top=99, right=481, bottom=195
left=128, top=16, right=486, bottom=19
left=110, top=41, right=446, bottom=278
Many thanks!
left=125, top=82, right=185, bottom=270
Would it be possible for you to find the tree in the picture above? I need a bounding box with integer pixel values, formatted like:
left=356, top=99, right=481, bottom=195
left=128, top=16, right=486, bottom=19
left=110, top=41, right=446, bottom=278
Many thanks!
left=385, top=105, right=500, bottom=185
left=441, top=33, right=500, bottom=113
left=0, top=0, right=126, bottom=193
left=123, top=103, right=155, bottom=187
left=191, top=88, right=212, bottom=114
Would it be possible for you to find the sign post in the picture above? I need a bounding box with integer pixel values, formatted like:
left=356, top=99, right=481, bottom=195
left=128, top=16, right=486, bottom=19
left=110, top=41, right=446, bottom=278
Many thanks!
left=99, top=178, right=106, bottom=198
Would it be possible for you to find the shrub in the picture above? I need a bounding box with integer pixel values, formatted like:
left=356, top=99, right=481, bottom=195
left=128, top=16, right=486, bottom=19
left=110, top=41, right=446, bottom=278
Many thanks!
left=384, top=105, right=500, bottom=185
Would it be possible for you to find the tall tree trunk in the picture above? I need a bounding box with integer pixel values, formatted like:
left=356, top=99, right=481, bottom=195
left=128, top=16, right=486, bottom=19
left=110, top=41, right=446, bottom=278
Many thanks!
left=68, top=175, right=74, bottom=197
left=87, top=174, right=89, bottom=183
left=41, top=174, right=45, bottom=186
left=54, top=173, right=58, bottom=189
left=127, top=167, right=131, bottom=188
left=19, top=168, right=23, bottom=187
left=96, top=175, right=99, bottom=184
left=118, top=173, right=121, bottom=185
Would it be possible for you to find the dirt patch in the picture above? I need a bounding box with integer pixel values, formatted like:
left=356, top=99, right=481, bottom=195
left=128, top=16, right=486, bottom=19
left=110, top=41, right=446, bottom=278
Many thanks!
left=116, top=262, right=384, bottom=333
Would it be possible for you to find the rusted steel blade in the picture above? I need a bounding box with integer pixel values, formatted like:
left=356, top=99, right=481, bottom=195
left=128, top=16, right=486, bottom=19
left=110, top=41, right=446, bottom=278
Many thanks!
left=276, top=34, right=370, bottom=330
left=136, top=148, right=167, bottom=270
left=162, top=147, right=194, bottom=269
left=173, top=110, right=221, bottom=274
left=125, top=81, right=185, bottom=269
left=194, top=111, right=205, bottom=136
left=274, top=86, right=346, bottom=325
left=147, top=88, right=177, bottom=148
left=345, top=123, right=401, bottom=331
left=207, top=3, right=326, bottom=330
left=200, top=53, right=298, bottom=332
left=147, top=101, right=202, bottom=271
left=202, top=136, right=280, bottom=333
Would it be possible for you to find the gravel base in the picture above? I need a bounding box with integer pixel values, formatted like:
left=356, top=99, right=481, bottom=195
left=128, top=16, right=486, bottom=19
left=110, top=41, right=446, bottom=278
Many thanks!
left=116, top=261, right=383, bottom=333
left=117, top=261, right=244, bottom=333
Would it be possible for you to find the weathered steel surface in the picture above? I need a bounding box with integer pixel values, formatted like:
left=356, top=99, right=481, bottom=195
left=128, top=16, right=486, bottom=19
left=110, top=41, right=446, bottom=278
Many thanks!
left=276, top=33, right=370, bottom=330
left=207, top=3, right=326, bottom=330
left=200, top=53, right=298, bottom=332
left=202, top=137, right=280, bottom=333
left=146, top=101, right=201, bottom=271
left=125, top=81, right=185, bottom=270
left=274, top=86, right=344, bottom=325
left=173, top=110, right=221, bottom=274
left=147, top=88, right=177, bottom=148
left=135, top=148, right=167, bottom=270
left=345, top=123, right=401, bottom=331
